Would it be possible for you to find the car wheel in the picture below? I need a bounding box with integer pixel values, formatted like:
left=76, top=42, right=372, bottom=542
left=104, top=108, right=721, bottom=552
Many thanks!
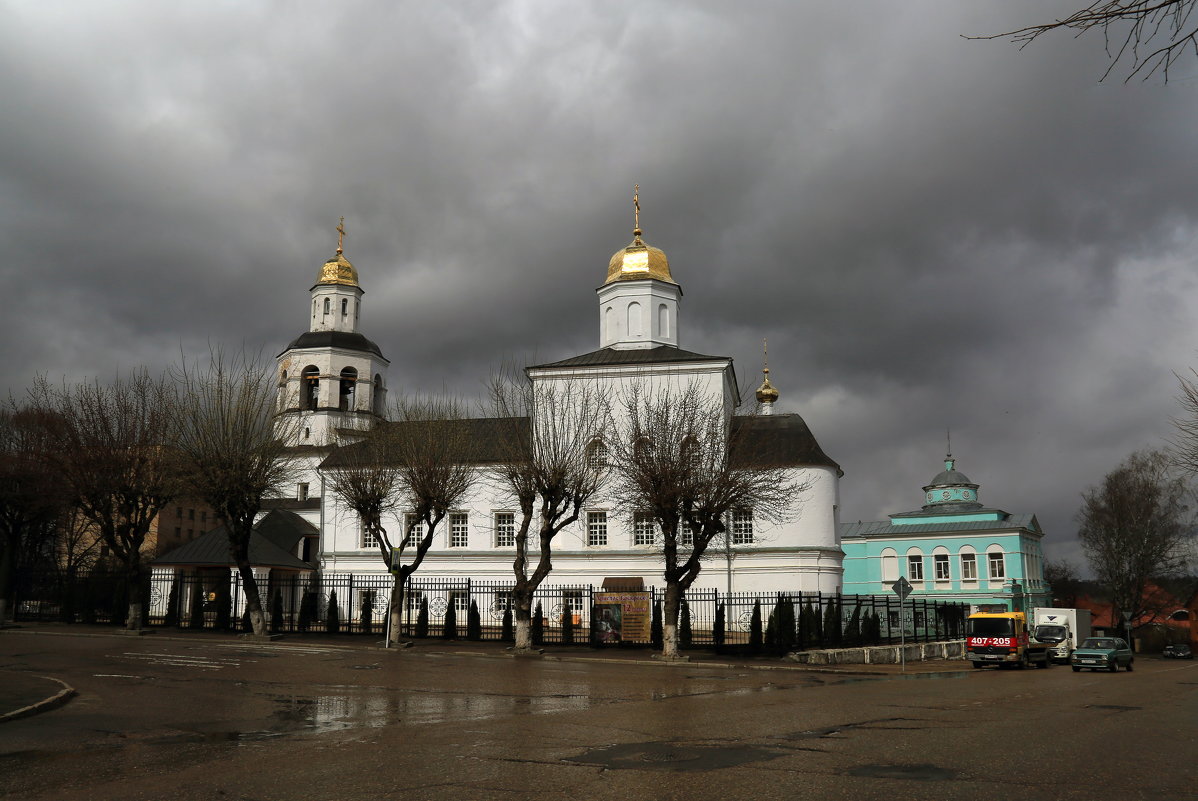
left=1037, top=654, right=1049, bottom=669
left=1126, top=659, right=1133, bottom=672
left=971, top=662, right=983, bottom=669
left=1072, top=665, right=1080, bottom=672
left=1108, top=660, right=1118, bottom=672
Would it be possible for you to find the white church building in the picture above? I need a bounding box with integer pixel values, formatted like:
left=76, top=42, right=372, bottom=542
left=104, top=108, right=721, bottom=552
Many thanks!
left=269, top=210, right=845, bottom=596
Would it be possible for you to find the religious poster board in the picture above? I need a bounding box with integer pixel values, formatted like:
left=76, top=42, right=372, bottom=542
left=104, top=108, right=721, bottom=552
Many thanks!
left=593, top=591, right=652, bottom=643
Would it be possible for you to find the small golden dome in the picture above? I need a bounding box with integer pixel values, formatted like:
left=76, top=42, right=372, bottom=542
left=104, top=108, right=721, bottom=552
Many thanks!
left=316, top=252, right=359, bottom=287
left=756, top=370, right=780, bottom=404
left=605, top=234, right=675, bottom=285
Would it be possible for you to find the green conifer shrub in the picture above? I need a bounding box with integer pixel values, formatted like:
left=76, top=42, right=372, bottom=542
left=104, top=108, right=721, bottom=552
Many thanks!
left=679, top=599, right=692, bottom=649
left=749, top=600, right=763, bottom=650
left=713, top=603, right=726, bottom=650
left=651, top=600, right=663, bottom=648
left=501, top=606, right=513, bottom=642
left=443, top=600, right=458, bottom=640
left=467, top=600, right=482, bottom=640
left=327, top=589, right=341, bottom=635
left=415, top=596, right=429, bottom=638
left=532, top=602, right=544, bottom=645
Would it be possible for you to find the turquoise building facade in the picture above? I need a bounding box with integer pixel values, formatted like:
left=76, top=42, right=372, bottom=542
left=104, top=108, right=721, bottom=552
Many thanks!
left=841, top=456, right=1051, bottom=613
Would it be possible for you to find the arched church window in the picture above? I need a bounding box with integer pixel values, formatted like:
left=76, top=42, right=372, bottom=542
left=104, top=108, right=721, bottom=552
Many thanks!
left=627, top=301, right=642, bottom=338
left=341, top=298, right=348, bottom=317
left=604, top=306, right=613, bottom=343
left=301, top=366, right=319, bottom=410
left=586, top=439, right=608, bottom=469
left=881, top=548, right=899, bottom=582
left=339, top=367, right=358, bottom=411
left=277, top=369, right=288, bottom=411
left=373, top=374, right=385, bottom=414
left=323, top=297, right=331, bottom=315
left=680, top=436, right=701, bottom=471
left=659, top=304, right=670, bottom=338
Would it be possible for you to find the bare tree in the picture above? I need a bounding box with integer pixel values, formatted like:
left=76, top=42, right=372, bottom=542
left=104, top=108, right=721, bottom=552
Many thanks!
left=322, top=422, right=405, bottom=645
left=26, top=372, right=181, bottom=630
left=972, top=1, right=1198, bottom=81
left=1076, top=449, right=1193, bottom=629
left=324, top=396, right=479, bottom=644
left=489, top=373, right=611, bottom=652
left=1043, top=558, right=1083, bottom=607
left=609, top=383, right=805, bottom=659
left=172, top=351, right=297, bottom=637
left=0, top=405, right=67, bottom=622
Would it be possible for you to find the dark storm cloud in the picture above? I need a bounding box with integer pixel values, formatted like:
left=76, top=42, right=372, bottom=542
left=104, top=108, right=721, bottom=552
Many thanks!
left=3, top=0, right=1196, bottom=572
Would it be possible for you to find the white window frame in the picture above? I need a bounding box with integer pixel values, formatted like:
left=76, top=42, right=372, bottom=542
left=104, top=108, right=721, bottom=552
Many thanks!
left=586, top=439, right=608, bottom=469
left=494, top=512, right=516, bottom=548
left=730, top=509, right=754, bottom=545
left=449, top=512, right=469, bottom=548
left=907, top=553, right=924, bottom=582
left=403, top=513, right=427, bottom=547
left=587, top=511, right=608, bottom=546
left=361, top=523, right=378, bottom=550
left=934, top=553, right=951, bottom=581
left=960, top=551, right=978, bottom=582
left=633, top=512, right=657, bottom=546
left=988, top=549, right=1006, bottom=581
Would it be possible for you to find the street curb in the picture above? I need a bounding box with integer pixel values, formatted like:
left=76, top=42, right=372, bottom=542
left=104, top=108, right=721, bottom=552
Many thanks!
left=0, top=627, right=967, bottom=676
left=0, top=677, right=75, bottom=724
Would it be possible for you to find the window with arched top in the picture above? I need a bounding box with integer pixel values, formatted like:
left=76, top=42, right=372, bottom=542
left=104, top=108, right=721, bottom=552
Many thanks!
left=633, top=436, right=653, bottom=462
left=301, top=366, right=319, bottom=410
left=986, top=546, right=1006, bottom=581
left=906, top=547, right=925, bottom=582
left=933, top=546, right=951, bottom=583
left=277, top=370, right=288, bottom=411
left=586, top=439, right=608, bottom=469
left=339, top=367, right=358, bottom=411
left=323, top=297, right=330, bottom=314
left=659, top=303, right=670, bottom=338
left=604, top=306, right=613, bottom=342
left=680, top=436, right=701, bottom=471
left=372, top=374, right=385, bottom=413
left=959, top=546, right=978, bottom=583
left=881, top=548, right=899, bottom=582
left=627, top=301, right=643, bottom=338
left=341, top=298, right=348, bottom=317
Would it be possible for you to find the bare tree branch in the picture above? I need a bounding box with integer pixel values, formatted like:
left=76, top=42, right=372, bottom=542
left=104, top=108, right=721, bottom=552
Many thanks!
left=609, top=382, right=807, bottom=659
left=171, top=349, right=298, bottom=637
left=488, top=369, right=612, bottom=651
left=26, top=371, right=182, bottom=630
left=969, top=0, right=1198, bottom=81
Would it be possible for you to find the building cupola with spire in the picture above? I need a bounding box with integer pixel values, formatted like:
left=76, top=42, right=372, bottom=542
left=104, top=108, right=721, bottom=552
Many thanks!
left=597, top=185, right=682, bottom=350
left=275, top=218, right=390, bottom=448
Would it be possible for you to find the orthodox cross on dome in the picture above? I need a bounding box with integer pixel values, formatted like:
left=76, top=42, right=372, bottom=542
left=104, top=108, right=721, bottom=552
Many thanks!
left=336, top=216, right=347, bottom=255
left=946, top=428, right=954, bottom=471
left=755, top=338, right=780, bottom=412
left=633, top=184, right=643, bottom=240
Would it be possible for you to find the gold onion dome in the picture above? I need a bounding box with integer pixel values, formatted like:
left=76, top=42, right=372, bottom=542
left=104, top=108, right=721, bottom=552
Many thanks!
left=316, top=252, right=359, bottom=287
left=605, top=184, right=675, bottom=285
left=756, top=369, right=780, bottom=404
left=605, top=234, right=675, bottom=285
left=315, top=216, right=359, bottom=287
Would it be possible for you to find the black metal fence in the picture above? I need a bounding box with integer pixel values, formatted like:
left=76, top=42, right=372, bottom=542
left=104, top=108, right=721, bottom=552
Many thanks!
left=11, top=570, right=968, bottom=651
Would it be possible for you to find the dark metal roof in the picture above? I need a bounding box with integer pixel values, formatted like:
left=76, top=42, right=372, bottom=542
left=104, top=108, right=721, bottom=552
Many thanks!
left=254, top=509, right=319, bottom=552
left=279, top=331, right=387, bottom=360
left=151, top=518, right=314, bottom=571
left=531, top=345, right=729, bottom=370
left=320, top=417, right=532, bottom=469
left=261, top=498, right=322, bottom=512
left=839, top=514, right=1040, bottom=539
left=729, top=413, right=841, bottom=472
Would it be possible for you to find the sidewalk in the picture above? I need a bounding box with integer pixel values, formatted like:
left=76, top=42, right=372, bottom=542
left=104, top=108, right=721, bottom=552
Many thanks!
left=0, top=623, right=969, bottom=720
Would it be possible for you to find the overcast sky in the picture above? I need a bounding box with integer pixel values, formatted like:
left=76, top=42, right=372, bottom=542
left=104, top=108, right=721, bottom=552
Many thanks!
left=4, top=1, right=1197, bottom=572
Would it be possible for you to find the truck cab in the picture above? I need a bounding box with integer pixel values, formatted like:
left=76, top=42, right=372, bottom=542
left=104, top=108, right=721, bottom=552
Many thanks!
left=966, top=611, right=1051, bottom=669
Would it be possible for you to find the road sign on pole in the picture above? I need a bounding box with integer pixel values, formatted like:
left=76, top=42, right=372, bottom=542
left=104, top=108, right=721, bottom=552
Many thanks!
left=892, top=577, right=912, bottom=671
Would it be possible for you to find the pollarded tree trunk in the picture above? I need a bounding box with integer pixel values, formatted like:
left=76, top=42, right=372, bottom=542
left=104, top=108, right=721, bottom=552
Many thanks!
left=513, top=591, right=534, bottom=650
left=661, top=581, right=684, bottom=660
left=387, top=572, right=405, bottom=647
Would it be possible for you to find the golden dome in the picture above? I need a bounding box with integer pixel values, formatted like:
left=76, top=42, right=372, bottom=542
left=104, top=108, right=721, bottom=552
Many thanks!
left=605, top=234, right=675, bottom=285
left=316, top=252, right=359, bottom=287
left=756, top=370, right=780, bottom=404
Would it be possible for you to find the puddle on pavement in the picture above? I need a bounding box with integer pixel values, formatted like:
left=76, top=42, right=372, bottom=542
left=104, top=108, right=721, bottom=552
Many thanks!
left=566, top=741, right=784, bottom=771
left=847, top=763, right=957, bottom=781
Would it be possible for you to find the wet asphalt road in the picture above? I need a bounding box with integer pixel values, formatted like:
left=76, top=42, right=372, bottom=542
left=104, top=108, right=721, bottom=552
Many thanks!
left=2, top=631, right=1196, bottom=801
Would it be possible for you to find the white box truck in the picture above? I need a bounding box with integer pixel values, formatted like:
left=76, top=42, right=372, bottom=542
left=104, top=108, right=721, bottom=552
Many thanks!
left=1033, top=608, right=1092, bottom=663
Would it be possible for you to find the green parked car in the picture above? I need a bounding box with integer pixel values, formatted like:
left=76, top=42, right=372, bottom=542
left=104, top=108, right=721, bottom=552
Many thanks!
left=1071, top=637, right=1134, bottom=672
